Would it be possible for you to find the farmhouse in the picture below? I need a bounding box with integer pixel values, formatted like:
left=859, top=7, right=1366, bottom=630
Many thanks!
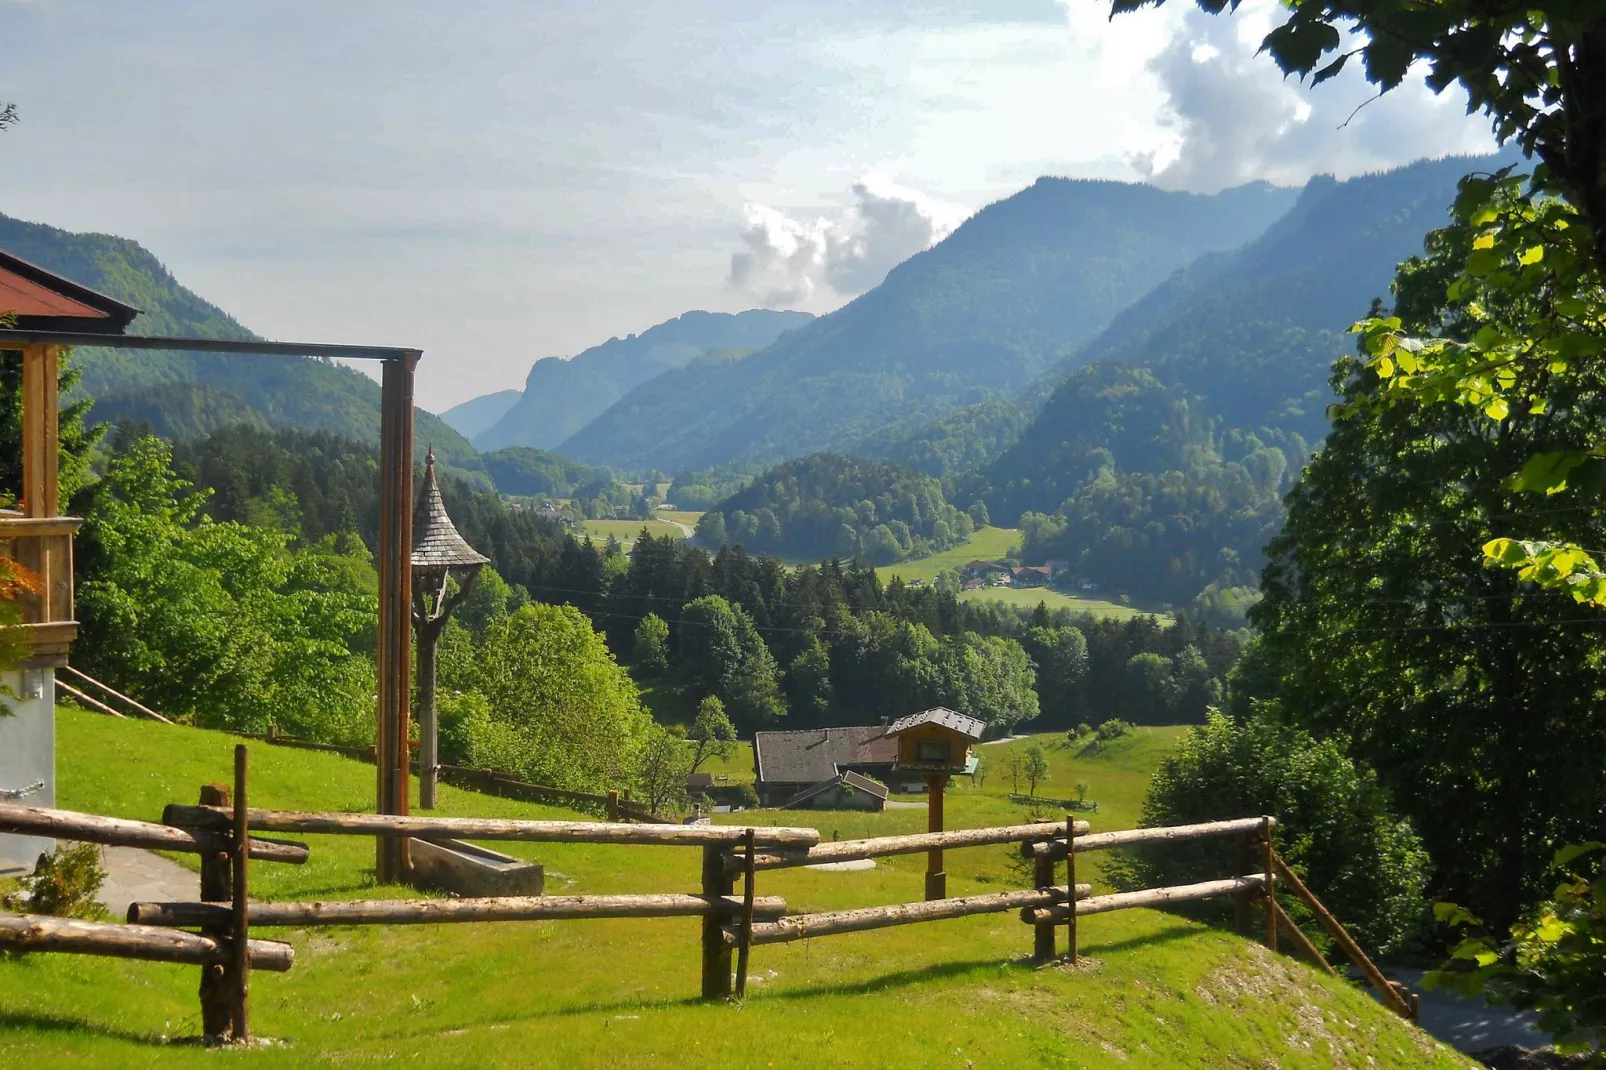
left=752, top=724, right=938, bottom=805
left=1012, top=564, right=1053, bottom=588
left=0, top=251, right=139, bottom=871
left=774, top=770, right=888, bottom=811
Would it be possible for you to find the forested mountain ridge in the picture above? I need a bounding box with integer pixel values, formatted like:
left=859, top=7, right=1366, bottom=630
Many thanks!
left=0, top=212, right=485, bottom=479
left=473, top=308, right=814, bottom=451
left=974, top=153, right=1512, bottom=619
left=557, top=178, right=1301, bottom=471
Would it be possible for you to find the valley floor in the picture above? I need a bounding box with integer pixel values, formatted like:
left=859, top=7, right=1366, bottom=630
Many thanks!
left=0, top=711, right=1470, bottom=1068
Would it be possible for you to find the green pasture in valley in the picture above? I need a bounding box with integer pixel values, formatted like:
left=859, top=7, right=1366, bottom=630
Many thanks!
left=958, top=585, right=1167, bottom=622
left=874, top=525, right=1021, bottom=585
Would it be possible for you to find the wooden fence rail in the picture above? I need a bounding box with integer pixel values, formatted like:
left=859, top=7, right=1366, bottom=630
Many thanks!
left=0, top=802, right=309, bottom=863
left=163, top=804, right=820, bottom=848
left=0, top=912, right=294, bottom=971
left=726, top=819, right=1092, bottom=874
left=128, top=893, right=789, bottom=928
left=1022, top=816, right=1269, bottom=860
left=1021, top=874, right=1267, bottom=924
left=723, top=884, right=1095, bottom=948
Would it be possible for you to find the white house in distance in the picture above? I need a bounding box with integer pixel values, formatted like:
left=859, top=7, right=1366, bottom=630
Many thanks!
left=0, top=251, right=140, bottom=872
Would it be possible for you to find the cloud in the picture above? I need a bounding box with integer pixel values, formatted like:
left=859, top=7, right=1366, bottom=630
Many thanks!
left=728, top=177, right=969, bottom=307
left=1137, top=0, right=1496, bottom=192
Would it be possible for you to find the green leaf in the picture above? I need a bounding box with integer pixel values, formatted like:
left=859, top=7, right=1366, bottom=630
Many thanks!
left=1554, top=841, right=1606, bottom=869
left=1484, top=398, right=1509, bottom=420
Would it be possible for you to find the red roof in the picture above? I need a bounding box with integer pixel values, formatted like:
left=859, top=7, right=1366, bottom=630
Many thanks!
left=0, top=250, right=140, bottom=333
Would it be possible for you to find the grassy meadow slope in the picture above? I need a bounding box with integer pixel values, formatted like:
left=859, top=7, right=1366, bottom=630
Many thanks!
left=0, top=710, right=1467, bottom=1068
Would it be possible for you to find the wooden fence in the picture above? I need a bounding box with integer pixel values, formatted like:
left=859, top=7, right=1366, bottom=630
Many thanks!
left=0, top=745, right=1415, bottom=1043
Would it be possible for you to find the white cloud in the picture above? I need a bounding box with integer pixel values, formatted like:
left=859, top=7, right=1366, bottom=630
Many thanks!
left=728, top=177, right=969, bottom=306
left=1139, top=0, right=1497, bottom=191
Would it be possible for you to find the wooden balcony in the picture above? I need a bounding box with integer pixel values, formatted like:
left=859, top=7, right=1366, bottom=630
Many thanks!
left=0, top=510, right=82, bottom=668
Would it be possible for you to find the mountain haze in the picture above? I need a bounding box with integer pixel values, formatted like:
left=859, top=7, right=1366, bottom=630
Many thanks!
left=557, top=178, right=1302, bottom=472
left=441, top=389, right=521, bottom=440
left=474, top=308, right=814, bottom=452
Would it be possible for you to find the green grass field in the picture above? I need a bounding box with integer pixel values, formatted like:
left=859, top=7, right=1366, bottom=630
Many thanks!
left=875, top=525, right=1021, bottom=585
left=0, top=710, right=1468, bottom=1068
left=959, top=585, right=1165, bottom=622
left=655, top=509, right=704, bottom=531
left=580, top=518, right=690, bottom=547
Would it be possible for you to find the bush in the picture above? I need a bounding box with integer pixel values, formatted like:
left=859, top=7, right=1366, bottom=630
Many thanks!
left=1095, top=718, right=1134, bottom=741
left=5, top=843, right=107, bottom=918
left=1427, top=842, right=1606, bottom=1057
left=1111, top=709, right=1431, bottom=957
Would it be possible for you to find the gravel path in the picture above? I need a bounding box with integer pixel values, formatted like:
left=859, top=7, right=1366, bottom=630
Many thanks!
left=95, top=846, right=196, bottom=918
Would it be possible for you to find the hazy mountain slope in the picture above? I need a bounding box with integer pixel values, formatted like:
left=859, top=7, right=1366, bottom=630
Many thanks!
left=474, top=309, right=814, bottom=451
left=558, top=178, right=1302, bottom=472
left=974, top=153, right=1509, bottom=618
left=441, top=389, right=521, bottom=440
left=0, top=213, right=484, bottom=478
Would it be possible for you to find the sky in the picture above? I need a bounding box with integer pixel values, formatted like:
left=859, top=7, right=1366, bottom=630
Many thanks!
left=2, top=0, right=1497, bottom=411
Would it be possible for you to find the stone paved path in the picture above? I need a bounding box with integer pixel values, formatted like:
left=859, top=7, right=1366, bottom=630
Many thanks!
left=96, top=846, right=196, bottom=918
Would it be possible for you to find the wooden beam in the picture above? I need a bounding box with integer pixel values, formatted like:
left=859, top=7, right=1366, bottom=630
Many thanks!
left=735, top=828, right=756, bottom=999
left=0, top=803, right=308, bottom=863
left=1271, top=898, right=1337, bottom=977
left=19, top=344, right=59, bottom=518
left=229, top=745, right=251, bottom=1042
left=729, top=885, right=1091, bottom=948
left=925, top=774, right=947, bottom=901
left=375, top=353, right=416, bottom=883
left=1021, top=874, right=1267, bottom=925
left=0, top=913, right=293, bottom=972
left=163, top=804, right=821, bottom=847
left=732, top=820, right=1085, bottom=874
left=129, top=893, right=789, bottom=928
left=701, top=845, right=734, bottom=998
left=196, top=783, right=233, bottom=1039
left=1271, top=852, right=1413, bottom=1019
left=1023, top=817, right=1270, bottom=860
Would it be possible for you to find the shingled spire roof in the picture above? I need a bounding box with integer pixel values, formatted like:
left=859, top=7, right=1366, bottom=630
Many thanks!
left=412, top=449, right=490, bottom=571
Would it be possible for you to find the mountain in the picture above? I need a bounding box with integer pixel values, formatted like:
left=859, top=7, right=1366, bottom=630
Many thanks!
left=978, top=153, right=1511, bottom=618
left=480, top=445, right=612, bottom=498
left=473, top=309, right=814, bottom=452
left=441, top=389, right=521, bottom=440
left=557, top=178, right=1302, bottom=472
left=0, top=213, right=486, bottom=480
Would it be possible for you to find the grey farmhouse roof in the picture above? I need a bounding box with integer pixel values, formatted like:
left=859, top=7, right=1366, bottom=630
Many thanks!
left=886, top=706, right=988, bottom=740
left=412, top=450, right=490, bottom=570
left=774, top=770, right=889, bottom=809
left=752, top=725, right=897, bottom=785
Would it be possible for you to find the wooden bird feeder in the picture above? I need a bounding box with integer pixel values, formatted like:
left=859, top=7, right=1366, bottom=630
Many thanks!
left=884, top=707, right=987, bottom=901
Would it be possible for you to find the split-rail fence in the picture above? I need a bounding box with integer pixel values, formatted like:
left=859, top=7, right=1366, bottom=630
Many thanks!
left=0, top=745, right=1416, bottom=1044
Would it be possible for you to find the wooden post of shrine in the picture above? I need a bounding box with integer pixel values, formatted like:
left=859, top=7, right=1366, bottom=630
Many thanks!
left=411, top=449, right=487, bottom=810
left=375, top=353, right=417, bottom=883
left=20, top=344, right=61, bottom=519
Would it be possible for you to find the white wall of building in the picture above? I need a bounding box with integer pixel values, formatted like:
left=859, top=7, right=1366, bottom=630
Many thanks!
left=0, top=667, right=55, bottom=874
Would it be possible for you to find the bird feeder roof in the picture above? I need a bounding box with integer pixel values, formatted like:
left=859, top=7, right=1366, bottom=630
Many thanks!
left=885, top=707, right=988, bottom=741
left=0, top=249, right=140, bottom=333
left=412, top=451, right=490, bottom=571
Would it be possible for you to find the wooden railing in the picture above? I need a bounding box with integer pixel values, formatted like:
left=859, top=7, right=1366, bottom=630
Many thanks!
left=0, top=512, right=81, bottom=668
left=0, top=749, right=1418, bottom=1043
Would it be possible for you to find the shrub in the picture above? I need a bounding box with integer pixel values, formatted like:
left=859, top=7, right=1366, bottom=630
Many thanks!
left=1427, top=843, right=1606, bottom=1057
left=5, top=843, right=107, bottom=918
left=1095, top=718, right=1133, bottom=741
left=1111, top=709, right=1431, bottom=956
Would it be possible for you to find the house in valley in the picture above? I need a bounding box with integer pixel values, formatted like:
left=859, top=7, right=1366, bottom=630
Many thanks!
left=752, top=724, right=929, bottom=806
left=1012, top=565, right=1053, bottom=588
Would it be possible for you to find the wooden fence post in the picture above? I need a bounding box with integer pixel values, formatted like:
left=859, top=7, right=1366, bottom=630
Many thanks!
left=1065, top=815, right=1078, bottom=964
left=1234, top=832, right=1251, bottom=934
left=230, top=745, right=251, bottom=1041
left=700, top=845, right=733, bottom=999
left=735, top=828, right=757, bottom=999
left=196, top=783, right=232, bottom=1040
left=1032, top=846, right=1056, bottom=960
left=1261, top=816, right=1276, bottom=953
